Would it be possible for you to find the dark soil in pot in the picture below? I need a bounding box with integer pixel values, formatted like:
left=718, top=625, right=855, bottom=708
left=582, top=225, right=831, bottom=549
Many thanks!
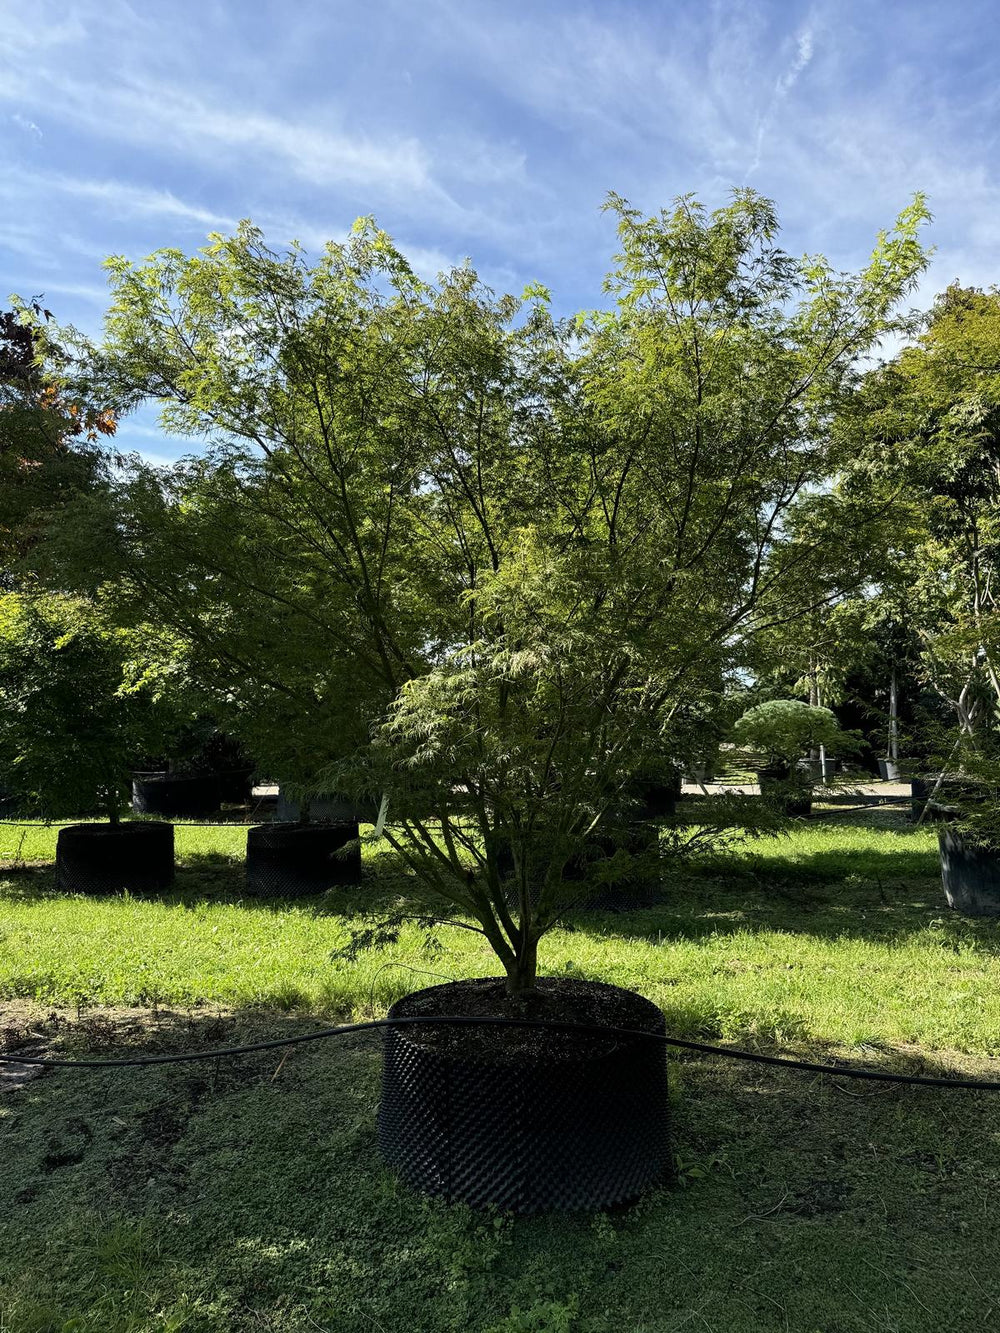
left=55, top=822, right=174, bottom=895
left=378, top=976, right=671, bottom=1213
left=132, top=773, right=221, bottom=819
left=939, top=830, right=1000, bottom=916
left=244, top=822, right=361, bottom=897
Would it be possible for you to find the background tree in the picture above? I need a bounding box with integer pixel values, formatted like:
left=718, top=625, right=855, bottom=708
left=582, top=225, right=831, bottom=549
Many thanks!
left=0, top=303, right=115, bottom=582
left=842, top=284, right=1000, bottom=774
left=59, top=192, right=929, bottom=997
left=0, top=592, right=189, bottom=822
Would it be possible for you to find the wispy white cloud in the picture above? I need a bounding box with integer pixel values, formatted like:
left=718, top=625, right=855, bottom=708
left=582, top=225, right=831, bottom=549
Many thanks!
left=11, top=112, right=42, bottom=138
left=10, top=280, right=111, bottom=304
left=746, top=25, right=816, bottom=177
left=2, top=0, right=998, bottom=345
left=1, top=167, right=233, bottom=229
left=776, top=29, right=815, bottom=98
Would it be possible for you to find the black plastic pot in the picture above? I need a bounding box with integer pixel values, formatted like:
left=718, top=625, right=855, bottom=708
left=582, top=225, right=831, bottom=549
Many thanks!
left=911, top=776, right=986, bottom=824
left=631, top=767, right=682, bottom=819
left=756, top=767, right=812, bottom=817
left=245, top=822, right=362, bottom=897
left=215, top=768, right=255, bottom=804
left=940, top=830, right=1000, bottom=916
left=378, top=977, right=671, bottom=1213
left=275, top=788, right=381, bottom=824
left=55, top=822, right=175, bottom=895
left=132, top=773, right=222, bottom=819
left=799, top=757, right=843, bottom=780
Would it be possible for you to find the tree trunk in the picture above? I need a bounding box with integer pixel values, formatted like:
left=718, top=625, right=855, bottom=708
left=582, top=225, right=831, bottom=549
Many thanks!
left=504, top=935, right=539, bottom=999
left=809, top=661, right=822, bottom=775
left=888, top=666, right=899, bottom=762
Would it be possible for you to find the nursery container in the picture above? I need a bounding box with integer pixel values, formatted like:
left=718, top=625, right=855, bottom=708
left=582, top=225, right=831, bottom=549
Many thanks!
left=245, top=821, right=362, bottom=897
left=939, top=830, right=1000, bottom=916
left=55, top=821, right=174, bottom=895
left=378, top=977, right=671, bottom=1213
left=132, top=773, right=221, bottom=819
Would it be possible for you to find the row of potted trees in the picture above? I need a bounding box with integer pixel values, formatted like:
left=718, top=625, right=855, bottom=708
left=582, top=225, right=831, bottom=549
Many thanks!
left=54, top=815, right=364, bottom=897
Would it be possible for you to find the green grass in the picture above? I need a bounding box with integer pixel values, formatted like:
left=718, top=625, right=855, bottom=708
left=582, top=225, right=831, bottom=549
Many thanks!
left=3, top=811, right=1000, bottom=1331
left=0, top=819, right=250, bottom=865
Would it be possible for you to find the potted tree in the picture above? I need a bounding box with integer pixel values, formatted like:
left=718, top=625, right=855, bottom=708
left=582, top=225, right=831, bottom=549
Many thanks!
left=733, top=700, right=849, bottom=816
left=843, top=285, right=1000, bottom=906
left=75, top=191, right=927, bottom=1209
left=132, top=725, right=254, bottom=817
left=937, top=782, right=1000, bottom=915
left=245, top=750, right=365, bottom=898
left=0, top=593, right=179, bottom=893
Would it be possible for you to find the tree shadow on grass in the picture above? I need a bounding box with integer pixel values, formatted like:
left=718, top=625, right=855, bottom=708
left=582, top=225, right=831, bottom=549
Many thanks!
left=565, top=834, right=1000, bottom=952
left=3, top=834, right=990, bottom=964
left=0, top=851, right=449, bottom=922
left=3, top=1004, right=1000, bottom=1332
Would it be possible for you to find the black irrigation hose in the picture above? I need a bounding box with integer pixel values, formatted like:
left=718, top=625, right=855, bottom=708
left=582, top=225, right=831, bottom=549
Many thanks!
left=3, top=1015, right=1000, bottom=1090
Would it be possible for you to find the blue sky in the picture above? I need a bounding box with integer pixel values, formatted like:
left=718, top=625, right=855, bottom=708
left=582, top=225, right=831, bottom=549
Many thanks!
left=3, top=0, right=999, bottom=460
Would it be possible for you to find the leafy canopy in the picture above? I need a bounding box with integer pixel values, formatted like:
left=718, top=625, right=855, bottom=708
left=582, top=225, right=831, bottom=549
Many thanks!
left=63, top=190, right=930, bottom=993
left=733, top=699, right=844, bottom=767
left=0, top=593, right=189, bottom=821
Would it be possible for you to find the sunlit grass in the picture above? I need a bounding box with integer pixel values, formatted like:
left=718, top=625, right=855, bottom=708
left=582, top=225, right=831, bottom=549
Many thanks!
left=0, top=814, right=993, bottom=1056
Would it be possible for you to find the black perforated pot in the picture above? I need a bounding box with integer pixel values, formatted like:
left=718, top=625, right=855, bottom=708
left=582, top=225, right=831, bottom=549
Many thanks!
left=275, top=788, right=380, bottom=823
left=378, top=977, right=671, bottom=1213
left=563, top=823, right=660, bottom=909
left=244, top=822, right=361, bottom=897
left=939, top=830, right=1000, bottom=916
left=55, top=822, right=174, bottom=895
left=132, top=773, right=221, bottom=818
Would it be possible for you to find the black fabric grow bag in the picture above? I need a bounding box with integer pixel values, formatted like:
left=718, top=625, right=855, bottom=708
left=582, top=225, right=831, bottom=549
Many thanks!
left=244, top=822, right=361, bottom=897
left=939, top=830, right=1000, bottom=916
left=132, top=773, right=221, bottom=818
left=55, top=822, right=175, bottom=895
left=378, top=977, right=671, bottom=1213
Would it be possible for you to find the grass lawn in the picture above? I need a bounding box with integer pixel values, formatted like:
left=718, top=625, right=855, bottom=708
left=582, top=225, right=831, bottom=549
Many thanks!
left=2, top=811, right=1000, bottom=1331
